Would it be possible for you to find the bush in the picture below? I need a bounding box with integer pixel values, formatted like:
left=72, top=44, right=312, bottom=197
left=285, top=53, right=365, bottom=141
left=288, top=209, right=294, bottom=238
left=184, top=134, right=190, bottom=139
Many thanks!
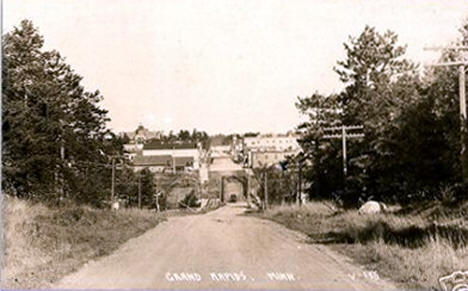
left=178, top=191, right=200, bottom=208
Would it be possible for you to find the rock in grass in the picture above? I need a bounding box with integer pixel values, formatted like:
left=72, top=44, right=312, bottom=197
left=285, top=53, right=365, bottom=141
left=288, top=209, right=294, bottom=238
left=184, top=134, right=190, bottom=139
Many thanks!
left=358, top=201, right=387, bottom=214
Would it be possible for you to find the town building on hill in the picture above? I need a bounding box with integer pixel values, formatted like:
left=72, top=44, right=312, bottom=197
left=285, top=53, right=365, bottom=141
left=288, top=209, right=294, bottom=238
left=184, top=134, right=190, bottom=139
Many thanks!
left=121, top=125, right=164, bottom=161
left=244, top=133, right=300, bottom=152
left=122, top=125, right=163, bottom=144
left=242, top=133, right=301, bottom=168
left=131, top=142, right=200, bottom=173
left=132, top=155, right=172, bottom=172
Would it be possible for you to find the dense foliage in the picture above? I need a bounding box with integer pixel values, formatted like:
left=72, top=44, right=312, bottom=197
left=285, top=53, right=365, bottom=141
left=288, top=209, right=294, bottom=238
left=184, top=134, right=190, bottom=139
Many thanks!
left=252, top=164, right=298, bottom=206
left=2, top=20, right=156, bottom=207
left=142, top=128, right=209, bottom=149
left=296, top=24, right=468, bottom=206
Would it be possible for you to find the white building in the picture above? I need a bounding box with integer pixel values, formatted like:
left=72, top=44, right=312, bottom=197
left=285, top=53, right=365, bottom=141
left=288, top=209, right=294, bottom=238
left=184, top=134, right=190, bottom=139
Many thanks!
left=123, top=143, right=143, bottom=161
left=243, top=133, right=301, bottom=168
left=132, top=155, right=173, bottom=172
left=244, top=133, right=301, bottom=152
left=142, top=142, right=200, bottom=170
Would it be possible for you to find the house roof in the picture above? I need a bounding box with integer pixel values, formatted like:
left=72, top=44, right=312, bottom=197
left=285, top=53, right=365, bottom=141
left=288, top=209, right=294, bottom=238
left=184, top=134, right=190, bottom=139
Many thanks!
left=133, top=155, right=172, bottom=166
left=174, top=156, right=194, bottom=167
left=143, top=142, right=197, bottom=150
left=122, top=131, right=136, bottom=140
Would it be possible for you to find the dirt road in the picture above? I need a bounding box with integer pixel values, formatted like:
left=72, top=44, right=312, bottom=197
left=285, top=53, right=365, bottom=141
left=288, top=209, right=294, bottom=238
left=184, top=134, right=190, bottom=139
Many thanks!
left=55, top=203, right=394, bottom=290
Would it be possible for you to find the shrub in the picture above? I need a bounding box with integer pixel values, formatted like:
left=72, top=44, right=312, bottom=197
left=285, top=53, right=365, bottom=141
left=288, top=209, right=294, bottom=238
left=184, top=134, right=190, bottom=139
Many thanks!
left=178, top=191, right=200, bottom=208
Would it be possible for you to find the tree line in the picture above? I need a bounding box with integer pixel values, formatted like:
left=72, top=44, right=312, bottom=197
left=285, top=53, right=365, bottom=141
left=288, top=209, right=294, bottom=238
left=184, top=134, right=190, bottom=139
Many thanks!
left=129, top=126, right=210, bottom=147
left=295, top=21, right=468, bottom=206
left=2, top=20, right=157, bottom=207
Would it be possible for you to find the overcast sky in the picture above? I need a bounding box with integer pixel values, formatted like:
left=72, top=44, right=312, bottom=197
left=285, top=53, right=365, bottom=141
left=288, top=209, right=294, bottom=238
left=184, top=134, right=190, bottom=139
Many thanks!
left=5, top=1, right=468, bottom=134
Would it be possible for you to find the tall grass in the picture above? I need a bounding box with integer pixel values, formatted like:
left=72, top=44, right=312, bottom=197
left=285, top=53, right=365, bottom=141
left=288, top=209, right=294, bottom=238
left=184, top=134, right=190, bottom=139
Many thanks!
left=260, top=201, right=468, bottom=290
left=2, top=196, right=164, bottom=289
left=354, top=237, right=467, bottom=288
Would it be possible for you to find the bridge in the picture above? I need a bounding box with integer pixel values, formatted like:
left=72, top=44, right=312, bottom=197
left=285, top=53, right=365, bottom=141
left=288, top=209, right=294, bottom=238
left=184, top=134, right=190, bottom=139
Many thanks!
left=207, top=154, right=251, bottom=203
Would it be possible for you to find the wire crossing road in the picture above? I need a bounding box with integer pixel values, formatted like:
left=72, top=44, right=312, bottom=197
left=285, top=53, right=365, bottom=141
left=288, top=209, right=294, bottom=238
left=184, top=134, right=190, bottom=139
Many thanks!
left=55, top=203, right=394, bottom=290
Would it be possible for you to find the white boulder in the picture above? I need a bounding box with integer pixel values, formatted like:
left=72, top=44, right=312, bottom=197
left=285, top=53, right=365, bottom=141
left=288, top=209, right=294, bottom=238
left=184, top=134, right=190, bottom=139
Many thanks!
left=358, top=201, right=387, bottom=214
left=111, top=201, right=120, bottom=210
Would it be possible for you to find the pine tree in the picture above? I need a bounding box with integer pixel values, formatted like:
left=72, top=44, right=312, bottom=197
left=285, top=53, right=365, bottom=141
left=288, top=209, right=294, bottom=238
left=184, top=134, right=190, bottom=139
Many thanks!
left=3, top=20, right=113, bottom=203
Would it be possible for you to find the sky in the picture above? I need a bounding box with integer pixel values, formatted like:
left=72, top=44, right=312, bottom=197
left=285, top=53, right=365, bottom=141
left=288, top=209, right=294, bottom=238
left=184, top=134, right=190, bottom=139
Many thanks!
left=4, top=0, right=468, bottom=134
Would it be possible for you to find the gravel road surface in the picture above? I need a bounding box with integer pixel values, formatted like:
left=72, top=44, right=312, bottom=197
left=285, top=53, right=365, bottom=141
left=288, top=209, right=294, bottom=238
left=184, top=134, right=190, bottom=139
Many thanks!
left=55, top=203, right=395, bottom=290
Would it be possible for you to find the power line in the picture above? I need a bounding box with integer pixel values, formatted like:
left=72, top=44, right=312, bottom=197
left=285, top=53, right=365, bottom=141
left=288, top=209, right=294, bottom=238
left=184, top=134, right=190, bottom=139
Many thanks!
left=322, top=125, right=365, bottom=178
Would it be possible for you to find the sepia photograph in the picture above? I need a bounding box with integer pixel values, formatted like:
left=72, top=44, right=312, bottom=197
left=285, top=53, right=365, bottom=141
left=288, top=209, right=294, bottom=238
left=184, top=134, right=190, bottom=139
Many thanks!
left=2, top=1, right=468, bottom=290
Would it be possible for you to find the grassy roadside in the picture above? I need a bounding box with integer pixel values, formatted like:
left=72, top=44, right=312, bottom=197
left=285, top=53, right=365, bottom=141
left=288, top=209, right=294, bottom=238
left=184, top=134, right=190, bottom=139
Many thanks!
left=255, top=202, right=468, bottom=290
left=2, top=196, right=165, bottom=289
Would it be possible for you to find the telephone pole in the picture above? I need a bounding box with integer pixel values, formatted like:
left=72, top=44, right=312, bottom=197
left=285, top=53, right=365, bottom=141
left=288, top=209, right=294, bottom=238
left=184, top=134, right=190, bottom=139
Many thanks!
left=138, top=172, right=142, bottom=209
left=219, top=176, right=224, bottom=203
left=246, top=171, right=251, bottom=207
left=425, top=45, right=468, bottom=182
left=111, top=157, right=116, bottom=202
left=110, top=155, right=124, bottom=206
left=297, top=162, right=302, bottom=206
left=323, top=125, right=364, bottom=178
left=264, top=173, right=268, bottom=210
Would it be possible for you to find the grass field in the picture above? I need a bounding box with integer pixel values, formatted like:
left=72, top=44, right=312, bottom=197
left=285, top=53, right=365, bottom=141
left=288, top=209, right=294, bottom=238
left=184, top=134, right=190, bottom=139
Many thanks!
left=2, top=196, right=165, bottom=289
left=258, top=201, right=468, bottom=290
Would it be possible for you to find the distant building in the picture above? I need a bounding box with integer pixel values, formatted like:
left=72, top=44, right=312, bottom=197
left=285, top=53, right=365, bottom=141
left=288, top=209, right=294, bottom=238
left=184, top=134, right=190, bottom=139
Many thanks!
left=132, top=155, right=172, bottom=172
left=174, top=156, right=195, bottom=171
left=130, top=142, right=200, bottom=173
left=143, top=143, right=200, bottom=169
left=122, top=125, right=163, bottom=144
left=250, top=150, right=296, bottom=168
left=123, top=143, right=143, bottom=161
left=231, top=135, right=244, bottom=162
left=121, top=125, right=163, bottom=161
left=243, top=133, right=301, bottom=168
left=244, top=133, right=300, bottom=152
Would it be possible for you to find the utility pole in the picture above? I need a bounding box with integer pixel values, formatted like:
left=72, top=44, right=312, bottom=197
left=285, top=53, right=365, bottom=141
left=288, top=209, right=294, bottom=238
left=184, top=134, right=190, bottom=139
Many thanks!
left=219, top=176, right=224, bottom=203
left=341, top=126, right=347, bottom=177
left=56, top=140, right=65, bottom=200
left=297, top=162, right=302, bottom=206
left=291, top=155, right=305, bottom=207
left=264, top=173, right=268, bottom=210
left=299, top=163, right=303, bottom=205
left=424, top=45, right=468, bottom=182
left=138, top=172, right=142, bottom=209
left=60, top=140, right=65, bottom=196
left=110, top=155, right=124, bottom=208
left=460, top=64, right=468, bottom=182
left=323, top=125, right=364, bottom=178
left=246, top=172, right=251, bottom=207
left=172, top=155, right=176, bottom=174
left=56, top=119, right=66, bottom=201
left=280, top=171, right=285, bottom=205
left=111, top=157, right=116, bottom=202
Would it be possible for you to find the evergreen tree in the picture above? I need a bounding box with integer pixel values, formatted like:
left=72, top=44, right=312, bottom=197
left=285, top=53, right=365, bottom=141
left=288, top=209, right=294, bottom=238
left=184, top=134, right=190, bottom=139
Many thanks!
left=296, top=25, right=460, bottom=205
left=3, top=20, right=113, bottom=203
